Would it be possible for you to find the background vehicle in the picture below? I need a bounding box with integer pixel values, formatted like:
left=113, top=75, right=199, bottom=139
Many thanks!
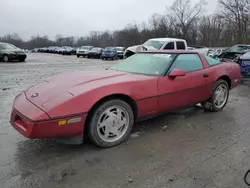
left=57, top=46, right=70, bottom=54
left=102, top=47, right=118, bottom=60
left=115, top=46, right=126, bottom=59
left=76, top=46, right=93, bottom=57
left=47, top=46, right=60, bottom=53
left=124, top=38, right=188, bottom=58
left=0, top=42, right=27, bottom=62
left=62, top=47, right=75, bottom=55
left=10, top=51, right=241, bottom=148
left=236, top=50, right=250, bottom=77
left=216, top=44, right=250, bottom=60
left=87, top=47, right=103, bottom=58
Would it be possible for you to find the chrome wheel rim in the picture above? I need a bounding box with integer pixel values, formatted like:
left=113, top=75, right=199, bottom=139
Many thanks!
left=97, top=105, right=130, bottom=143
left=3, top=56, right=8, bottom=62
left=214, top=84, right=228, bottom=108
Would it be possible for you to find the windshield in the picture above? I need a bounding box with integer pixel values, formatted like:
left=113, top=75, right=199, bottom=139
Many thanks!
left=116, top=47, right=124, bottom=51
left=105, top=47, right=115, bottom=51
left=229, top=45, right=250, bottom=53
left=81, top=46, right=92, bottom=50
left=142, top=40, right=165, bottom=50
left=0, top=43, right=19, bottom=50
left=110, top=53, right=175, bottom=75
left=90, top=48, right=101, bottom=52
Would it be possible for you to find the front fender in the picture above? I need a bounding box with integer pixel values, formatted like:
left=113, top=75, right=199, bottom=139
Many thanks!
left=46, top=80, right=158, bottom=118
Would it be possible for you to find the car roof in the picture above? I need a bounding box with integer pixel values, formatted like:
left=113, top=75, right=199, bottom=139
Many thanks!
left=139, top=50, right=201, bottom=54
left=147, top=38, right=186, bottom=42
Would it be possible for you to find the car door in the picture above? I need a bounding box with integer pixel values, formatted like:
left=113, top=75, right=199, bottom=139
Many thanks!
left=157, top=53, right=211, bottom=113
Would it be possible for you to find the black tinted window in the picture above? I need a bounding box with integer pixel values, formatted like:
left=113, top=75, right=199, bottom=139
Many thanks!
left=164, top=42, right=175, bottom=50
left=176, top=42, right=185, bottom=49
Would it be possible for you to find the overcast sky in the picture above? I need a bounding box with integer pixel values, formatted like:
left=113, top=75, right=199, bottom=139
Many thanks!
left=1, top=0, right=218, bottom=40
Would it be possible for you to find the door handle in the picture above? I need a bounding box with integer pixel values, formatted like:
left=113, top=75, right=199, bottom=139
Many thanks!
left=203, top=74, right=209, bottom=78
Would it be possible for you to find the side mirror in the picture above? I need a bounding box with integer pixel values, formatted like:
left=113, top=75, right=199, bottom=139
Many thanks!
left=169, top=68, right=186, bottom=78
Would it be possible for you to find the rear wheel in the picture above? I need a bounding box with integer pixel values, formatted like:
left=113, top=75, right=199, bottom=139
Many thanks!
left=88, top=99, right=134, bottom=148
left=201, top=80, right=229, bottom=112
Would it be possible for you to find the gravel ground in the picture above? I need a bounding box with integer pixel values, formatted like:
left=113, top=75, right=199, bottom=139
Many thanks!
left=1, top=53, right=250, bottom=188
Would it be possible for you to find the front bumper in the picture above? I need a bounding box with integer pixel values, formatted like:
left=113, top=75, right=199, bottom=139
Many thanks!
left=10, top=92, right=86, bottom=139
left=76, top=51, right=88, bottom=55
left=102, top=53, right=116, bottom=58
left=117, top=53, right=124, bottom=58
left=9, top=54, right=26, bottom=60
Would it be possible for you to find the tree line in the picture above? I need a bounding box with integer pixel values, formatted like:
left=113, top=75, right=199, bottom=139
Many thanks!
left=1, top=0, right=250, bottom=49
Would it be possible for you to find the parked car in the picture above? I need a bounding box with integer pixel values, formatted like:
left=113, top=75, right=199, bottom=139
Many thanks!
left=62, top=47, right=75, bottom=55
left=31, top=48, right=39, bottom=52
left=57, top=46, right=70, bottom=54
left=124, top=38, right=188, bottom=58
left=76, top=46, right=93, bottom=57
left=236, top=51, right=250, bottom=77
left=216, top=44, right=250, bottom=60
left=38, top=47, right=48, bottom=53
left=47, top=46, right=60, bottom=53
left=87, top=47, right=103, bottom=58
left=0, top=42, right=27, bottom=62
left=102, top=47, right=118, bottom=60
left=10, top=50, right=241, bottom=148
left=115, top=47, right=126, bottom=59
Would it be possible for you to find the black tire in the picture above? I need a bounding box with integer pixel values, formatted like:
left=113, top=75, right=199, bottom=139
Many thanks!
left=88, top=99, right=134, bottom=148
left=201, top=79, right=229, bottom=112
left=19, top=58, right=25, bottom=62
left=77, top=55, right=80, bottom=58
left=3, top=55, right=9, bottom=62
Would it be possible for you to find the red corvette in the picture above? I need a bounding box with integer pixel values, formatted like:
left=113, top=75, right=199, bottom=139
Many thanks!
left=10, top=50, right=241, bottom=148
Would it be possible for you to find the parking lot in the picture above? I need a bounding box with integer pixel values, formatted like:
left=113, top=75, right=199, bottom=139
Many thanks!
left=1, top=53, right=250, bottom=188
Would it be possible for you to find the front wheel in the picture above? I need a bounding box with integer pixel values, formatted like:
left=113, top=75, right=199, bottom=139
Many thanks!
left=201, top=80, right=229, bottom=112
left=3, top=55, right=9, bottom=62
left=88, top=99, right=134, bottom=148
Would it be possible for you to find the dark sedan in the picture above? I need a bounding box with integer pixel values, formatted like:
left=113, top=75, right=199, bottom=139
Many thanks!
left=87, top=47, right=103, bottom=58
left=0, top=42, right=26, bottom=62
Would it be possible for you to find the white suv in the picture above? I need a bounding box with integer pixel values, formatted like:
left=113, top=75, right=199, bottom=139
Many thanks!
left=76, top=46, right=93, bottom=58
left=124, top=38, right=188, bottom=58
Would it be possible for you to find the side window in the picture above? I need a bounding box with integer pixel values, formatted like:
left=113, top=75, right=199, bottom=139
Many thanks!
left=205, top=56, right=221, bottom=66
left=168, top=54, right=203, bottom=73
left=164, top=42, right=175, bottom=50
left=176, top=42, right=186, bottom=50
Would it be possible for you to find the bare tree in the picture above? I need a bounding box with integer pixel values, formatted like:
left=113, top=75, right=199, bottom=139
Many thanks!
left=168, top=0, right=207, bottom=42
left=218, top=0, right=250, bottom=43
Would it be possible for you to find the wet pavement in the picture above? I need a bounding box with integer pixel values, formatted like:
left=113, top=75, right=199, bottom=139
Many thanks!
left=1, top=53, right=250, bottom=188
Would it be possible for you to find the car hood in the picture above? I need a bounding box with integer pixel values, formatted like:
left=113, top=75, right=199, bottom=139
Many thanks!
left=126, top=45, right=157, bottom=53
left=240, top=53, right=250, bottom=60
left=24, top=70, right=148, bottom=113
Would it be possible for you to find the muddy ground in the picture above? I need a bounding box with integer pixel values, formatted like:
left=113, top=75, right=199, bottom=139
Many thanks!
left=0, top=53, right=250, bottom=188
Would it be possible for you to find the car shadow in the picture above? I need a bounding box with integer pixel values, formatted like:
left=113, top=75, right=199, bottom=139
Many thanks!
left=13, top=105, right=208, bottom=180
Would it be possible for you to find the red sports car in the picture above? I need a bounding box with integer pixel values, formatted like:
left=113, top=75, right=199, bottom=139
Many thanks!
left=10, top=50, right=241, bottom=148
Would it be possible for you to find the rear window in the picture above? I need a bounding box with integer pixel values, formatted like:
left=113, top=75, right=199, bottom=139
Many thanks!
left=205, top=56, right=221, bottom=66
left=176, top=42, right=186, bottom=49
